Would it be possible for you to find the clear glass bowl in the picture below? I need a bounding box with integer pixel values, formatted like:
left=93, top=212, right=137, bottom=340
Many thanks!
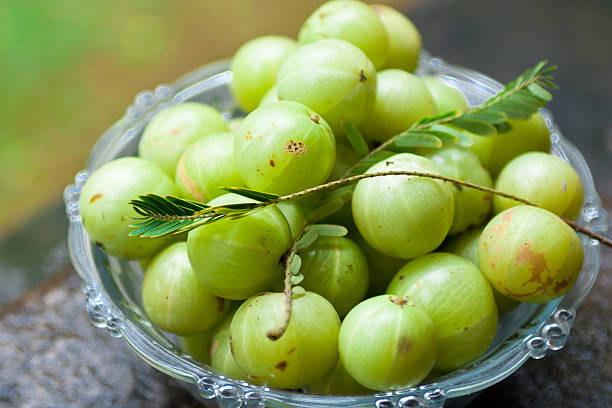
left=64, top=53, right=609, bottom=408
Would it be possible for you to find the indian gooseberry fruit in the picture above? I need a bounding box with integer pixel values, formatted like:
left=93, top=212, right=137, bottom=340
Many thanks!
left=138, top=102, right=229, bottom=176
left=387, top=252, right=498, bottom=372
left=234, top=100, right=336, bottom=195
left=210, top=312, right=250, bottom=381
left=352, top=153, right=455, bottom=259
left=79, top=157, right=178, bottom=260
left=299, top=236, right=369, bottom=317
left=141, top=242, right=231, bottom=336
left=442, top=228, right=520, bottom=314
left=179, top=329, right=214, bottom=365
left=494, top=151, right=583, bottom=220
left=468, top=113, right=551, bottom=177
left=298, top=0, right=388, bottom=69
left=230, top=291, right=341, bottom=389
left=276, top=38, right=377, bottom=135
left=187, top=193, right=292, bottom=300
left=306, top=359, right=373, bottom=395
left=421, top=76, right=469, bottom=114
left=421, top=146, right=493, bottom=235
left=360, top=69, right=435, bottom=143
left=338, top=295, right=437, bottom=391
left=371, top=4, right=422, bottom=72
left=227, top=117, right=244, bottom=132
left=258, top=85, right=279, bottom=107
left=175, top=132, right=244, bottom=203
left=230, top=35, right=297, bottom=112
left=479, top=205, right=584, bottom=303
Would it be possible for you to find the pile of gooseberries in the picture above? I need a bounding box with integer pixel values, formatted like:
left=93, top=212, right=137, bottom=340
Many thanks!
left=78, top=0, right=586, bottom=395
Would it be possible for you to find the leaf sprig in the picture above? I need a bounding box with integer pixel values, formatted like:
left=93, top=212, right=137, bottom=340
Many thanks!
left=342, top=60, right=558, bottom=177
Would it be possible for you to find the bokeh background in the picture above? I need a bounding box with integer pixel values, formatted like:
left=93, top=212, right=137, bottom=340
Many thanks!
left=0, top=0, right=611, bottom=407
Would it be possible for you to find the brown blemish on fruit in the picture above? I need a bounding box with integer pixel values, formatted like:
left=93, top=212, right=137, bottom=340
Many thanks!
left=94, top=241, right=106, bottom=250
left=359, top=69, right=367, bottom=82
left=269, top=159, right=276, bottom=167
left=515, top=243, right=548, bottom=286
left=229, top=336, right=235, bottom=356
left=554, top=277, right=572, bottom=294
left=177, top=157, right=206, bottom=202
left=398, top=275, right=404, bottom=280
left=275, top=360, right=288, bottom=371
left=483, top=195, right=492, bottom=201
left=171, top=129, right=180, bottom=135
left=215, top=296, right=225, bottom=311
left=288, top=347, right=296, bottom=355
left=388, top=296, right=409, bottom=307
left=89, top=193, right=103, bottom=204
left=283, top=140, right=307, bottom=157
left=210, top=339, right=219, bottom=356
left=271, top=121, right=276, bottom=127
left=397, top=337, right=412, bottom=354
left=309, top=114, right=320, bottom=124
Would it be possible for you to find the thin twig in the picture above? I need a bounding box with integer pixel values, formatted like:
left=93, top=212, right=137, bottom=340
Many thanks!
left=265, top=223, right=307, bottom=341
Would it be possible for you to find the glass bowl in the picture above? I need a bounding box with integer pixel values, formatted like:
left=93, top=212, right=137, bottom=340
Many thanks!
left=64, top=53, right=609, bottom=408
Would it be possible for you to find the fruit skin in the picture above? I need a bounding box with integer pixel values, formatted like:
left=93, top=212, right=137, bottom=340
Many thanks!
left=179, top=329, right=214, bottom=365
left=371, top=4, right=422, bottom=72
left=209, top=312, right=251, bottom=381
left=259, top=85, right=279, bottom=107
left=230, top=291, right=341, bottom=389
left=299, top=0, right=388, bottom=69
left=494, top=151, right=584, bottom=220
left=227, top=117, right=244, bottom=132
left=230, top=35, right=297, bottom=112
left=175, top=132, right=244, bottom=203
left=276, top=201, right=306, bottom=240
left=352, top=153, right=455, bottom=259
left=138, top=102, right=229, bottom=176
left=421, top=146, right=493, bottom=235
left=442, top=228, right=519, bottom=314
left=360, top=69, right=435, bottom=143
left=338, top=295, right=437, bottom=391
left=79, top=157, right=178, bottom=260
left=142, top=242, right=231, bottom=336
left=187, top=193, right=292, bottom=300
left=387, top=252, right=498, bottom=372
left=421, top=76, right=469, bottom=114
left=306, top=359, right=373, bottom=395
left=234, top=100, right=336, bottom=195
left=277, top=38, right=377, bottom=135
left=299, top=236, right=369, bottom=317
left=478, top=206, right=584, bottom=303
left=468, top=113, right=551, bottom=177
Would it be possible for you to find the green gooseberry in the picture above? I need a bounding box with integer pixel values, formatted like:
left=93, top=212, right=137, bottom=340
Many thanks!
left=338, top=295, right=437, bottom=391
left=494, top=151, right=584, bottom=220
left=387, top=252, right=498, bottom=372
left=468, top=113, right=551, bottom=177
left=421, top=146, right=493, bottom=235
left=227, top=117, right=244, bottom=132
left=479, top=205, right=584, bottom=303
left=421, top=76, right=469, bottom=114
left=142, top=242, right=231, bottom=336
left=306, top=359, right=373, bottom=395
left=299, top=236, right=369, bottom=317
left=234, top=100, right=336, bottom=195
left=179, top=329, right=214, bottom=365
left=371, top=4, right=422, bottom=72
left=360, top=69, right=435, bottom=143
left=210, top=312, right=250, bottom=381
left=276, top=38, right=377, bottom=135
left=230, top=291, right=341, bottom=389
left=352, top=153, right=455, bottom=259
left=298, top=0, right=388, bottom=69
left=442, top=228, right=520, bottom=314
left=230, top=35, right=297, bottom=112
left=259, top=85, right=279, bottom=107
left=79, top=157, right=178, bottom=260
left=187, top=193, right=292, bottom=300
left=175, top=132, right=244, bottom=203
left=277, top=201, right=306, bottom=240
left=138, top=102, right=229, bottom=176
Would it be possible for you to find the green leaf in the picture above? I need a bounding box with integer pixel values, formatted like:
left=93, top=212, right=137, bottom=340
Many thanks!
left=451, top=117, right=497, bottom=136
left=429, top=124, right=474, bottom=147
left=342, top=120, right=369, bottom=158
left=295, top=229, right=319, bottom=250
left=416, top=110, right=458, bottom=126
left=290, top=274, right=304, bottom=285
left=292, top=286, right=306, bottom=296
left=463, top=110, right=507, bottom=125
left=494, top=122, right=513, bottom=133
left=220, top=187, right=279, bottom=202
left=289, top=254, right=302, bottom=276
left=307, top=198, right=346, bottom=223
left=394, top=131, right=443, bottom=148
left=306, top=224, right=348, bottom=237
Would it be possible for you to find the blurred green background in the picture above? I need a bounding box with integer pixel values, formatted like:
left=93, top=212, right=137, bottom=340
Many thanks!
left=0, top=0, right=409, bottom=240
